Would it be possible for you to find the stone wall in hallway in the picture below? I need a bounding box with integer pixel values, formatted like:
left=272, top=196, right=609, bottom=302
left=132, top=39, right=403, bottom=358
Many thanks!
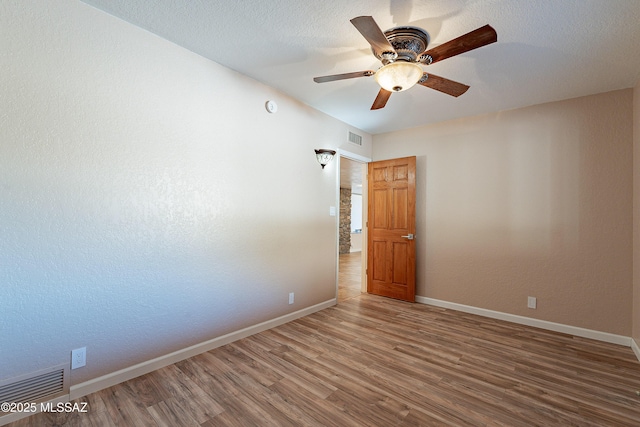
left=339, top=188, right=351, bottom=254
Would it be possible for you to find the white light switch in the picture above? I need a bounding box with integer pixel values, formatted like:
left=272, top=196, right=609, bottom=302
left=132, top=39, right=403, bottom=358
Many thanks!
left=329, top=206, right=336, bottom=216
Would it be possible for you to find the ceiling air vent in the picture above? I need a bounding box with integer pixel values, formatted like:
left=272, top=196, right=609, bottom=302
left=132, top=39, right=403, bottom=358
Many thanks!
left=0, top=365, right=69, bottom=406
left=348, top=131, right=362, bottom=146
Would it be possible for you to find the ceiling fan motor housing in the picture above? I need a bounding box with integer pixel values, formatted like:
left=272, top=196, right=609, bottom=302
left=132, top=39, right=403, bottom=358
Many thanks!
left=376, top=26, right=430, bottom=63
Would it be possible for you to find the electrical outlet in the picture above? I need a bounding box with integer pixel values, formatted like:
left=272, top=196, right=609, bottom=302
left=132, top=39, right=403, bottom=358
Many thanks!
left=288, top=292, right=294, bottom=305
left=527, top=296, right=537, bottom=309
left=71, top=347, right=86, bottom=369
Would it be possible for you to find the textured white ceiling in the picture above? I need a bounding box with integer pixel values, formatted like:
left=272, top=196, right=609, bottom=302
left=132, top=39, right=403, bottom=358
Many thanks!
left=81, top=0, right=640, bottom=135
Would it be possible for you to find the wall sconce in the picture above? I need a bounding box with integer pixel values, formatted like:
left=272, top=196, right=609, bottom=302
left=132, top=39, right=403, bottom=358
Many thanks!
left=315, top=149, right=336, bottom=169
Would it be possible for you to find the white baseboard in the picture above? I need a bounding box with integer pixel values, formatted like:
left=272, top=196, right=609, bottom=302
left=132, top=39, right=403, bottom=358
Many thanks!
left=631, top=338, right=640, bottom=361
left=69, top=298, right=336, bottom=400
left=416, top=296, right=632, bottom=347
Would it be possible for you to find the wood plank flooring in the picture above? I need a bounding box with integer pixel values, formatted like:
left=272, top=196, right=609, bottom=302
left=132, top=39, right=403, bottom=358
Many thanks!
left=7, top=281, right=640, bottom=425
left=338, top=252, right=362, bottom=303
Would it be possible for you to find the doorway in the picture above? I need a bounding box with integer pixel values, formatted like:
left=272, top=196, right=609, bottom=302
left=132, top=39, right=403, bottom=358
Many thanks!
left=337, top=154, right=368, bottom=302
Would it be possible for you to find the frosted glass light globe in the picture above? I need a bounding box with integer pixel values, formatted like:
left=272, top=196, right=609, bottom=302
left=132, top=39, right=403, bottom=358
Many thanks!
left=374, top=62, right=423, bottom=92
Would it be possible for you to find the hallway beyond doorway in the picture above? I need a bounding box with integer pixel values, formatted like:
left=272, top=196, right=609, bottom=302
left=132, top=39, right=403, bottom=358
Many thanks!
left=338, top=252, right=361, bottom=302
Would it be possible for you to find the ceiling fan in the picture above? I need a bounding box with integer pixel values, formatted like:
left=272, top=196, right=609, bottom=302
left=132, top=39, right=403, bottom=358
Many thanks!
left=313, top=16, right=497, bottom=110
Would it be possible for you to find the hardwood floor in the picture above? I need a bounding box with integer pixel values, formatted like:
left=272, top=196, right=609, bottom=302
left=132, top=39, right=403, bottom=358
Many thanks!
left=338, top=252, right=362, bottom=302
left=8, top=287, right=640, bottom=426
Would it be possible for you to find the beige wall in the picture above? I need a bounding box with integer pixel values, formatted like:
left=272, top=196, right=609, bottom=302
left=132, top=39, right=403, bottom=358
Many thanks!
left=373, top=90, right=633, bottom=335
left=0, top=0, right=371, bottom=386
left=634, top=79, right=640, bottom=343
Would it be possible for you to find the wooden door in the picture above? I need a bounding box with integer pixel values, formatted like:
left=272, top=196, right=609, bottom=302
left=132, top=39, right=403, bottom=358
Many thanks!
left=367, top=156, right=416, bottom=302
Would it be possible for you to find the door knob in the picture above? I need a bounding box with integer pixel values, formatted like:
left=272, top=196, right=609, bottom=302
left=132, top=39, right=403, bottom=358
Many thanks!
left=401, top=234, right=414, bottom=240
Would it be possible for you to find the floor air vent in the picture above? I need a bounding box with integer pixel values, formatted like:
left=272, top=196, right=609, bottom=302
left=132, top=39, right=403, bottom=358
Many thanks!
left=0, top=364, right=69, bottom=405
left=348, top=131, right=362, bottom=146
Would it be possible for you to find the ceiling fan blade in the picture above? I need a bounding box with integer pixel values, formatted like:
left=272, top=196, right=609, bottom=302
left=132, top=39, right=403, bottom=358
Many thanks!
left=313, top=70, right=375, bottom=83
left=371, top=89, right=392, bottom=110
left=422, top=25, right=497, bottom=64
left=350, top=16, right=396, bottom=57
left=418, top=73, right=470, bottom=97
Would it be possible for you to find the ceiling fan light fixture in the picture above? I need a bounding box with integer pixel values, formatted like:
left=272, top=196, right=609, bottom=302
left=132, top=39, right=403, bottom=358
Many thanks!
left=374, top=61, right=423, bottom=92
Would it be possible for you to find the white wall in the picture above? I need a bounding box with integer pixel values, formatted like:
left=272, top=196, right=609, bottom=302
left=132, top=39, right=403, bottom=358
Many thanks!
left=373, top=90, right=633, bottom=336
left=0, top=0, right=371, bottom=387
left=351, top=193, right=363, bottom=232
